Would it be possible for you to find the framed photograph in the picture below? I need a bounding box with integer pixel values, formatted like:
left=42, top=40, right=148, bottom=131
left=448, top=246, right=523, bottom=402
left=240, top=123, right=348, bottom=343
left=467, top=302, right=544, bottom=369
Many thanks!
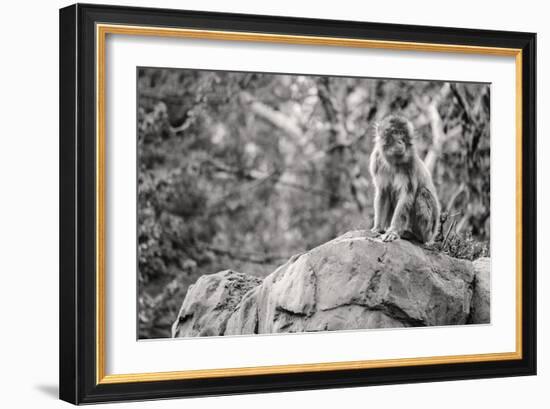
left=59, top=3, right=536, bottom=404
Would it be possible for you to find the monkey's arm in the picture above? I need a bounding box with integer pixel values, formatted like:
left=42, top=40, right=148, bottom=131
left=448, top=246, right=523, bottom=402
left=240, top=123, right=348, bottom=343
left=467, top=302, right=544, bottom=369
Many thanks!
left=369, top=150, right=390, bottom=234
left=371, top=188, right=387, bottom=234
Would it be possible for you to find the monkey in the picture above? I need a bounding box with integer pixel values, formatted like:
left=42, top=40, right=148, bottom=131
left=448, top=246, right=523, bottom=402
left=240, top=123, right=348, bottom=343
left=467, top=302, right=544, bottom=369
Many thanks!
left=369, top=115, right=440, bottom=244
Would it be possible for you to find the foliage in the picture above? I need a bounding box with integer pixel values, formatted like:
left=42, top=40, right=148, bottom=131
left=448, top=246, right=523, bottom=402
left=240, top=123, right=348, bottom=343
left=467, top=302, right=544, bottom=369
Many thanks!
left=137, top=68, right=490, bottom=338
left=427, top=212, right=490, bottom=261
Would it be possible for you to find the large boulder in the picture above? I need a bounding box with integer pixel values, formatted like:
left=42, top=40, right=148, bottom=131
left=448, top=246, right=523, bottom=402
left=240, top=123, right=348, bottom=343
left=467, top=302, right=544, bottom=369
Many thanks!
left=469, top=257, right=491, bottom=324
left=172, top=231, right=490, bottom=337
left=171, top=270, right=262, bottom=337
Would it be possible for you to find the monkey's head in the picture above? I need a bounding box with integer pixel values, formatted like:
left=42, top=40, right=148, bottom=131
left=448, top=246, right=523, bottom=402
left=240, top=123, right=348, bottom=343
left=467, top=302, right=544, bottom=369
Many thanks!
left=376, top=115, right=415, bottom=165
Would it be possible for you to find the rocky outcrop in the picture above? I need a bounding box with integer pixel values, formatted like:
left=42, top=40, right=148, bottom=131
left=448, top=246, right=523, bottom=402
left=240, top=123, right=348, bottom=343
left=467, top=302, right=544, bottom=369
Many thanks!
left=172, top=270, right=262, bottom=337
left=469, top=257, right=491, bottom=324
left=172, top=231, right=490, bottom=337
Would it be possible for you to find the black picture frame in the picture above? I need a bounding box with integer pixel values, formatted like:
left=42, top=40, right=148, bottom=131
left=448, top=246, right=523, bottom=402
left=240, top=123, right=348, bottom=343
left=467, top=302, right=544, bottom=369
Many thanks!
left=59, top=3, right=536, bottom=404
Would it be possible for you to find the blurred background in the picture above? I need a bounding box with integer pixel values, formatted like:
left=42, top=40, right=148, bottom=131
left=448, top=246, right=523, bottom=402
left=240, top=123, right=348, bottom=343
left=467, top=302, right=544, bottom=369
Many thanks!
left=137, top=68, right=490, bottom=339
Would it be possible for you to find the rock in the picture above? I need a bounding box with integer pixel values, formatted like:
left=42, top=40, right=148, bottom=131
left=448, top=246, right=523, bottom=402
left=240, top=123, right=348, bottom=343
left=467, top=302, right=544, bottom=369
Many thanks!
left=173, top=231, right=489, bottom=338
left=225, top=286, right=262, bottom=335
left=469, top=257, right=491, bottom=324
left=171, top=270, right=262, bottom=337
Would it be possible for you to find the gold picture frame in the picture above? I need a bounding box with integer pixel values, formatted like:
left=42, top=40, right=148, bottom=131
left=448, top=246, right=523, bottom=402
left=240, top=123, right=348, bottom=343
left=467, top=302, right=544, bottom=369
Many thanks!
left=60, top=3, right=536, bottom=404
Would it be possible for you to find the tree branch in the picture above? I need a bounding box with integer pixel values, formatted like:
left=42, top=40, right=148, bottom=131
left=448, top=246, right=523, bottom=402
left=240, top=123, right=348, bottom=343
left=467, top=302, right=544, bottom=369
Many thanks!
left=450, top=84, right=476, bottom=125
left=239, top=91, right=304, bottom=140
left=203, top=244, right=292, bottom=264
left=421, top=83, right=451, bottom=173
left=446, top=182, right=468, bottom=212
left=316, top=78, right=368, bottom=209
left=205, top=159, right=347, bottom=198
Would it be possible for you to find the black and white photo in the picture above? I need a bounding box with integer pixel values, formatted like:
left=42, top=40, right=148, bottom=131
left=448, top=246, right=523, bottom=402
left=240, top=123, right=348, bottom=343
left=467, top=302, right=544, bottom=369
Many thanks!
left=137, top=68, right=491, bottom=339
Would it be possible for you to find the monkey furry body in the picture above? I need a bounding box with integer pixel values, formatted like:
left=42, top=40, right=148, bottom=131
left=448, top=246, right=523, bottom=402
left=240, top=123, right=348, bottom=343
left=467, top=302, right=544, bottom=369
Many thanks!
left=369, top=115, right=440, bottom=244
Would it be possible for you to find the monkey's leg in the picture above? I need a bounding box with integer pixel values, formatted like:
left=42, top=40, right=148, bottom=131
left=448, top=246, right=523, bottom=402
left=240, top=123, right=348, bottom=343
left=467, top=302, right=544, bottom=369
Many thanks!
left=412, top=187, right=439, bottom=243
left=381, top=191, right=412, bottom=242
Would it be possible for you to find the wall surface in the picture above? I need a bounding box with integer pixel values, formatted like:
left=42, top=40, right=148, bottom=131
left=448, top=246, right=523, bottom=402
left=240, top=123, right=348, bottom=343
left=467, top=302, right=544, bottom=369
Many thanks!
left=0, top=0, right=546, bottom=407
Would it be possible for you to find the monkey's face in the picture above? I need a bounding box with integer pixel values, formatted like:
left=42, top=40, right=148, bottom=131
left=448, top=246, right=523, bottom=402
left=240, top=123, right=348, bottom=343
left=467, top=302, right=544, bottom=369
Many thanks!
left=377, top=116, right=415, bottom=165
left=380, top=129, right=413, bottom=164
